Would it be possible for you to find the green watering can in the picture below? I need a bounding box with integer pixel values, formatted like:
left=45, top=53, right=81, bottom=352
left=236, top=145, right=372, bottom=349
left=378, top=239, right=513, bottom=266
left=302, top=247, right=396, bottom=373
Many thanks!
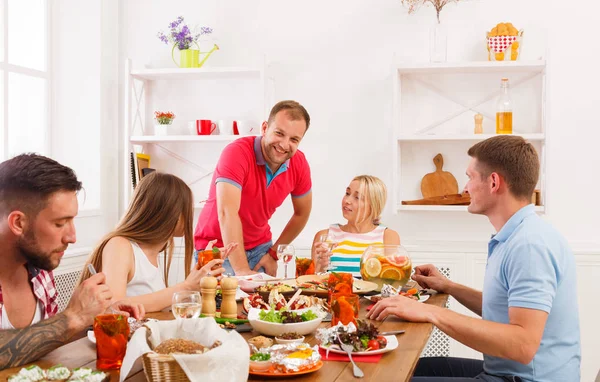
left=172, top=43, right=219, bottom=68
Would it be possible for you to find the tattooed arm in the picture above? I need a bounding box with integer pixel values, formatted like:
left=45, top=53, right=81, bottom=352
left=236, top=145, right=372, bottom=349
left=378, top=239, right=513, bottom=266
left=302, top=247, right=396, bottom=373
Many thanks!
left=0, top=311, right=82, bottom=369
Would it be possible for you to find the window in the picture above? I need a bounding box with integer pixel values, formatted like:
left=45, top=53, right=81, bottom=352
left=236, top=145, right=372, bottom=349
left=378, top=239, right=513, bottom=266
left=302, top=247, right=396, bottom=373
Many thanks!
left=0, top=0, right=49, bottom=160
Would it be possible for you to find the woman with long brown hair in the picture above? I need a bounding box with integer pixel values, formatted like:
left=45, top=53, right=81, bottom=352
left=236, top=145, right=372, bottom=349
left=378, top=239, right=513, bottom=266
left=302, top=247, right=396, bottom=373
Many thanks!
left=79, top=172, right=236, bottom=312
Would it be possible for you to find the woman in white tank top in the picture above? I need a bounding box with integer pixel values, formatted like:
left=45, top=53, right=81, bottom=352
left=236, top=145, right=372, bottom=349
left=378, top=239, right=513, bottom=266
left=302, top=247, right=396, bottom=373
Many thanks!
left=78, top=173, right=237, bottom=312
left=312, top=175, right=400, bottom=276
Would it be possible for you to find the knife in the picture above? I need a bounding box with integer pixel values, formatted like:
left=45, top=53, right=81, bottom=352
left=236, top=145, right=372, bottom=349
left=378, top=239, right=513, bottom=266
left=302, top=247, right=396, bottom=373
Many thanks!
left=379, top=330, right=405, bottom=336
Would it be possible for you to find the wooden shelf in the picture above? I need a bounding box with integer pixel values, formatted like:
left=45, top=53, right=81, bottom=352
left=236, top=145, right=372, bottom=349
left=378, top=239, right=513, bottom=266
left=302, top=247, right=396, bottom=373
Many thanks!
left=395, top=60, right=546, bottom=75
left=130, top=67, right=262, bottom=81
left=130, top=135, right=247, bottom=144
left=397, top=133, right=545, bottom=142
left=397, top=204, right=545, bottom=212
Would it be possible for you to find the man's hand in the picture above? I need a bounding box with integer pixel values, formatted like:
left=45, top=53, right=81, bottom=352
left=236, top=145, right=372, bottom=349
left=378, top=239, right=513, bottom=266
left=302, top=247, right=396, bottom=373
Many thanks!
left=412, top=264, right=452, bottom=293
left=108, top=301, right=145, bottom=320
left=63, top=273, right=113, bottom=330
left=253, top=253, right=278, bottom=276
left=366, top=295, right=434, bottom=322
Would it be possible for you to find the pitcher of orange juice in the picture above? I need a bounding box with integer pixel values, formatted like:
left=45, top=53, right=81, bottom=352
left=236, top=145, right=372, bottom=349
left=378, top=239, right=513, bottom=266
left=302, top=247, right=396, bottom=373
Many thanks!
left=360, top=244, right=412, bottom=292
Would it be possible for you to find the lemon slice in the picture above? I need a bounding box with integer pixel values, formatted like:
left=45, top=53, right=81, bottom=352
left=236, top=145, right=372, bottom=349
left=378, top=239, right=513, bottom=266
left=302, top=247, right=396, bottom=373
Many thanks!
left=364, top=258, right=382, bottom=278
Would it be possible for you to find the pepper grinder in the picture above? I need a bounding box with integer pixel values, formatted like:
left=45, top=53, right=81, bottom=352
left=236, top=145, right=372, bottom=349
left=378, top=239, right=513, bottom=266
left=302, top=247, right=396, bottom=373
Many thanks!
left=220, top=277, right=238, bottom=319
left=474, top=113, right=484, bottom=134
left=200, top=276, right=218, bottom=317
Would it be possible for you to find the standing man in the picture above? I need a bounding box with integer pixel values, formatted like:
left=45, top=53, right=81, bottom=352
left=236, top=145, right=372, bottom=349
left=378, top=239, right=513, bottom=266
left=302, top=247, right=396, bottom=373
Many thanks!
left=0, top=154, right=143, bottom=369
left=194, top=100, right=312, bottom=276
left=367, top=136, right=580, bottom=382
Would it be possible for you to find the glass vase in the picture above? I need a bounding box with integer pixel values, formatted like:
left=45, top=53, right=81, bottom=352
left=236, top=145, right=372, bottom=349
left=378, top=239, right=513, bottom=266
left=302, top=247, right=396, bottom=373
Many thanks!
left=429, top=21, right=447, bottom=63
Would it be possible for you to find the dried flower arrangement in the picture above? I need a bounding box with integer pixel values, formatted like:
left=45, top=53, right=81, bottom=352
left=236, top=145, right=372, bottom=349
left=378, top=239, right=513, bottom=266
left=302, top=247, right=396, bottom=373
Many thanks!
left=401, top=0, right=460, bottom=23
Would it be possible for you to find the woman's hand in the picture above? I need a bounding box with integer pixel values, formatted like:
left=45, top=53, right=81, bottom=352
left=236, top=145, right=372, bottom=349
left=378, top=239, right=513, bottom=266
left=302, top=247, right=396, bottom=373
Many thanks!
left=313, top=242, right=331, bottom=273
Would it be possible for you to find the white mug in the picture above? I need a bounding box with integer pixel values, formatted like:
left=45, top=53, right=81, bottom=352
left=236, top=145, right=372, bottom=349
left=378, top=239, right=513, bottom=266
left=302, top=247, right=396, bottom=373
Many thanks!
left=187, top=121, right=197, bottom=135
left=217, top=120, right=234, bottom=135
left=235, top=120, right=256, bottom=136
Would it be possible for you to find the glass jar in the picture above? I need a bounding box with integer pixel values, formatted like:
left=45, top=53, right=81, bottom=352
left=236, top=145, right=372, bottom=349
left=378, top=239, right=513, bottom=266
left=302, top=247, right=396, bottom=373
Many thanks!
left=360, top=244, right=412, bottom=292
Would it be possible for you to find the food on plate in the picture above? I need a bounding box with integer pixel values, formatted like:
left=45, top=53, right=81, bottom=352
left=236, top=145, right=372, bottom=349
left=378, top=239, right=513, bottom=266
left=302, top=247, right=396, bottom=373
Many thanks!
left=248, top=335, right=274, bottom=349
left=47, top=365, right=71, bottom=380
left=243, top=291, right=326, bottom=313
left=154, top=338, right=220, bottom=355
left=256, top=283, right=295, bottom=293
left=9, top=365, right=109, bottom=382
left=218, top=321, right=237, bottom=329
left=242, top=293, right=270, bottom=313
left=298, top=279, right=328, bottom=292
left=249, top=343, right=321, bottom=374
left=371, top=284, right=421, bottom=302
left=258, top=308, right=318, bottom=324
left=278, top=332, right=303, bottom=340
left=317, top=320, right=387, bottom=352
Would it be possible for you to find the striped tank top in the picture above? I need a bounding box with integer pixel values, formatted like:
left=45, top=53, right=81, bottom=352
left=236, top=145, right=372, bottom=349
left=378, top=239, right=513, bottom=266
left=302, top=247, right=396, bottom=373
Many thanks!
left=327, top=224, right=386, bottom=277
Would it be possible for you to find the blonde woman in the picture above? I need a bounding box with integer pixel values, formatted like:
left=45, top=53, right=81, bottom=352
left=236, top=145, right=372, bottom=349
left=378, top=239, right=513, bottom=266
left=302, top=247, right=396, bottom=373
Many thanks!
left=79, top=172, right=236, bottom=312
left=312, top=175, right=400, bottom=276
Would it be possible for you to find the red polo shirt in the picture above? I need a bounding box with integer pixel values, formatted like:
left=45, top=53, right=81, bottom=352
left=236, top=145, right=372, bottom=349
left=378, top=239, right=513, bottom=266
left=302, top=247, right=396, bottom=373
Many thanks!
left=194, top=136, right=311, bottom=250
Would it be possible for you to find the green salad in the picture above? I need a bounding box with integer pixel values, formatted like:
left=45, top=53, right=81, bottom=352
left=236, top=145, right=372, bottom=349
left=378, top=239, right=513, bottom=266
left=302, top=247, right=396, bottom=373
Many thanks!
left=258, top=308, right=318, bottom=324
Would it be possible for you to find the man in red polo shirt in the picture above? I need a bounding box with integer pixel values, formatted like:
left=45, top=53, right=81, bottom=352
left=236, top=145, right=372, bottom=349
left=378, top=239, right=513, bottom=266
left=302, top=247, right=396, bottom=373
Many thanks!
left=194, top=100, right=312, bottom=276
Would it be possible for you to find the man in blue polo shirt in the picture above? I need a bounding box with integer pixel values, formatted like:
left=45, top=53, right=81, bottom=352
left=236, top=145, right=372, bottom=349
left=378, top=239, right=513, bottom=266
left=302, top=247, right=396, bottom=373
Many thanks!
left=367, top=136, right=580, bottom=382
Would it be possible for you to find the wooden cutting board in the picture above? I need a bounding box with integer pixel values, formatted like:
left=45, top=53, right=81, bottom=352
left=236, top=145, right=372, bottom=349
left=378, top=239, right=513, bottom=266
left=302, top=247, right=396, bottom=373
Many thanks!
left=402, top=193, right=471, bottom=205
left=420, top=153, right=458, bottom=198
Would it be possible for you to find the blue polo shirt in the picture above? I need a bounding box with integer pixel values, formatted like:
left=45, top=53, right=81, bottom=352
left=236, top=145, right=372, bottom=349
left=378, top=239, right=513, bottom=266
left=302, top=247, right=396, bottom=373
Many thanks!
left=483, top=205, right=580, bottom=381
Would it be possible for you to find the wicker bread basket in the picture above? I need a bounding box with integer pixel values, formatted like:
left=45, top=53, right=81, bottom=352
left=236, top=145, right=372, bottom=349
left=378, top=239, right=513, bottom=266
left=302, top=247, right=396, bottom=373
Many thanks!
left=142, top=352, right=190, bottom=382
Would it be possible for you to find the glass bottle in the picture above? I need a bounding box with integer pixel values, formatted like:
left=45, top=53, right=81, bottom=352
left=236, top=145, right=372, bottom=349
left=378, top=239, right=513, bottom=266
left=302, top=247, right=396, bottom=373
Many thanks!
left=496, top=78, right=513, bottom=134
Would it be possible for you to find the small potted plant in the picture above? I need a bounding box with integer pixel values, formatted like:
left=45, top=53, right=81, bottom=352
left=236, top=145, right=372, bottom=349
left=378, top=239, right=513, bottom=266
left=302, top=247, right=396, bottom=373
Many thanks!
left=154, top=111, right=175, bottom=136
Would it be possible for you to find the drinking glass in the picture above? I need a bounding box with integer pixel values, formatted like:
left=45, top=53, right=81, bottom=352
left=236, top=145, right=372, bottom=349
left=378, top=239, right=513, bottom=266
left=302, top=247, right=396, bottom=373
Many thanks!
left=94, top=314, right=129, bottom=370
left=198, top=248, right=223, bottom=277
left=171, top=291, right=202, bottom=319
left=277, top=244, right=295, bottom=279
left=317, top=233, right=337, bottom=271
left=330, top=293, right=359, bottom=326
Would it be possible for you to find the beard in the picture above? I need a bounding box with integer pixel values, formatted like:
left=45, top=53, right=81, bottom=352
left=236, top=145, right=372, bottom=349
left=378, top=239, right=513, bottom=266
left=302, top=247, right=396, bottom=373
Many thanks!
left=16, top=229, right=66, bottom=271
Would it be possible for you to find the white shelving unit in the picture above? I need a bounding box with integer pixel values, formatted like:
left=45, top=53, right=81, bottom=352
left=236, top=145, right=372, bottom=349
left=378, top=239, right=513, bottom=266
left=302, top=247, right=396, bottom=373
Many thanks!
left=123, top=60, right=269, bottom=214
left=392, top=60, right=547, bottom=213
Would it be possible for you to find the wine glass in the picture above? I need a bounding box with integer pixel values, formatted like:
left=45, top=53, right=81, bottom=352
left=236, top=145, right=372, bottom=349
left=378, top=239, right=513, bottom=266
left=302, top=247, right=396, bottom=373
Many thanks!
left=277, top=244, right=295, bottom=279
left=171, top=291, right=202, bottom=319
left=317, top=233, right=337, bottom=271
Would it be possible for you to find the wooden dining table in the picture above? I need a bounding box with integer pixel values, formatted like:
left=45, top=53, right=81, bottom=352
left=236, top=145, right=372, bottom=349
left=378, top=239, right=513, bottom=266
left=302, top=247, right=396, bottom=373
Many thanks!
left=0, top=293, right=448, bottom=382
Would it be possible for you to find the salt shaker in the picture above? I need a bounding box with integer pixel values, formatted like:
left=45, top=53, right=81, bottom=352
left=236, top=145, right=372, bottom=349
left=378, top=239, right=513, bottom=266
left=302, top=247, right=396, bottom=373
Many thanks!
left=200, top=276, right=218, bottom=317
left=220, top=277, right=239, bottom=319
left=474, top=114, right=484, bottom=134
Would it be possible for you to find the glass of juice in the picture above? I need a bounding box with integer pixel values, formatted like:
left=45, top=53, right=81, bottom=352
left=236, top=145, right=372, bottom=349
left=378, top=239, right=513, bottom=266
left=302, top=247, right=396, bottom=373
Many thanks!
left=295, top=257, right=315, bottom=277
left=198, top=247, right=223, bottom=276
left=327, top=272, right=354, bottom=304
left=330, top=293, right=359, bottom=326
left=360, top=244, right=412, bottom=292
left=94, top=314, right=130, bottom=370
left=171, top=291, right=202, bottom=319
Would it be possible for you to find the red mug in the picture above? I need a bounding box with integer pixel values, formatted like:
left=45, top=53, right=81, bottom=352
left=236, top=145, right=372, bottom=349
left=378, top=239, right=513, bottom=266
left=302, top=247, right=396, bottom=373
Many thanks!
left=197, top=120, right=216, bottom=135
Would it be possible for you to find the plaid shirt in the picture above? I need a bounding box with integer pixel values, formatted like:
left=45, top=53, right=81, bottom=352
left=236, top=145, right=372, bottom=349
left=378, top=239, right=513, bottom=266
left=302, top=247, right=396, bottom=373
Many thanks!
left=0, top=264, right=59, bottom=325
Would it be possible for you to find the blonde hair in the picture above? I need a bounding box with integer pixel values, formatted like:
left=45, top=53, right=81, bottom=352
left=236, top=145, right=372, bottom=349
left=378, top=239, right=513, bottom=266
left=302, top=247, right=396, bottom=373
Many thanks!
left=352, top=175, right=387, bottom=225
left=78, top=172, right=194, bottom=286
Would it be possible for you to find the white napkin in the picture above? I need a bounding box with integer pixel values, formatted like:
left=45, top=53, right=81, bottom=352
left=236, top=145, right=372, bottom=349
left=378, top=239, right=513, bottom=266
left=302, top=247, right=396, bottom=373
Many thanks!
left=120, top=318, right=249, bottom=382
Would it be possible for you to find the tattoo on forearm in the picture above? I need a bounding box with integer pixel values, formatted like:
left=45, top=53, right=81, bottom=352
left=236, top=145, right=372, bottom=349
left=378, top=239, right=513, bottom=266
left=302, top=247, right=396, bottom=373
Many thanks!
left=0, top=313, right=74, bottom=369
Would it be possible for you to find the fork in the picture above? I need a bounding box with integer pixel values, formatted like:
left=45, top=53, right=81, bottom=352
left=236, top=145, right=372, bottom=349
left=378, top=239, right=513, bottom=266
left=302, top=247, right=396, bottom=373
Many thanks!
left=336, top=333, right=364, bottom=378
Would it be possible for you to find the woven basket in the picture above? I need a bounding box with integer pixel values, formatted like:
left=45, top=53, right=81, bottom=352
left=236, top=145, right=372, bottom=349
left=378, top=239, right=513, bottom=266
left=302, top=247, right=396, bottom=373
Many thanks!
left=142, top=353, right=190, bottom=382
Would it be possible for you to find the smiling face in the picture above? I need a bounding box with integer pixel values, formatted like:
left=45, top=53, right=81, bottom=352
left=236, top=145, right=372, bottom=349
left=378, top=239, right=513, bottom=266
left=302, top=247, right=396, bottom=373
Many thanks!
left=260, top=110, right=307, bottom=170
left=16, top=190, right=78, bottom=270
left=342, top=180, right=371, bottom=224
left=464, top=158, right=495, bottom=216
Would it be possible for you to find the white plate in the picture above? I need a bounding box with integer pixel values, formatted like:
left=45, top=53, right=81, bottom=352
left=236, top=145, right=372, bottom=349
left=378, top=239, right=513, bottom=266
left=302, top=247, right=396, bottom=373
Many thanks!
left=320, top=334, right=398, bottom=355
left=364, top=293, right=430, bottom=303
left=247, top=308, right=324, bottom=337
left=235, top=288, right=249, bottom=301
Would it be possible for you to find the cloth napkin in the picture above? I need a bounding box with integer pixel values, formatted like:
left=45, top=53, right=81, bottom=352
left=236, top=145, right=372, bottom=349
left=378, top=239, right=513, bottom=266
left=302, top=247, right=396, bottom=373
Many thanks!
left=120, top=318, right=249, bottom=382
left=318, top=347, right=382, bottom=363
